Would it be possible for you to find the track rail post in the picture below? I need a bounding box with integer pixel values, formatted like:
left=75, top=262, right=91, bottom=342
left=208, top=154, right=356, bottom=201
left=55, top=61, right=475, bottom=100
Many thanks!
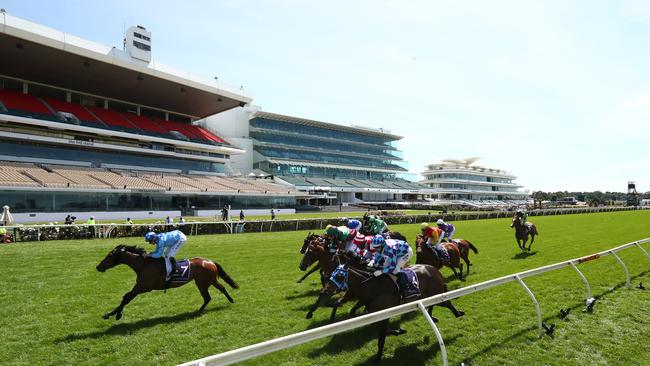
left=569, top=262, right=592, bottom=300
left=610, top=251, right=630, bottom=289
left=417, top=302, right=447, bottom=366
left=515, top=275, right=543, bottom=337
left=636, top=243, right=650, bottom=263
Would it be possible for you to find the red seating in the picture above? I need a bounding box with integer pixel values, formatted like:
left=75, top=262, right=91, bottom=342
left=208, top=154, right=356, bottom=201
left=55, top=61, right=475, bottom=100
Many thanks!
left=120, top=112, right=169, bottom=134
left=86, top=106, right=139, bottom=130
left=42, top=97, right=99, bottom=122
left=0, top=89, right=53, bottom=116
left=152, top=118, right=200, bottom=139
left=193, top=126, right=227, bottom=143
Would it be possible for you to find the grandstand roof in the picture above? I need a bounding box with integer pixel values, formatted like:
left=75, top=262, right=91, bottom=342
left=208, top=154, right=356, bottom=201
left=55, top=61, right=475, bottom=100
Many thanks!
left=252, top=111, right=403, bottom=140
left=0, top=12, right=252, bottom=118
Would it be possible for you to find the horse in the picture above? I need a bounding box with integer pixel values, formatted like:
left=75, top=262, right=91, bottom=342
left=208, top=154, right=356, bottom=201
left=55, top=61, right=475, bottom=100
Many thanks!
left=415, top=235, right=467, bottom=280
left=317, top=259, right=465, bottom=362
left=297, top=232, right=325, bottom=283
left=301, top=239, right=366, bottom=321
left=511, top=214, right=538, bottom=251
left=96, top=245, right=238, bottom=320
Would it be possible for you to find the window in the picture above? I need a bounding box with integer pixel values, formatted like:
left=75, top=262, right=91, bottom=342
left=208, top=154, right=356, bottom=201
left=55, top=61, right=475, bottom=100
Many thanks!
left=134, top=33, right=151, bottom=41
left=133, top=40, right=151, bottom=51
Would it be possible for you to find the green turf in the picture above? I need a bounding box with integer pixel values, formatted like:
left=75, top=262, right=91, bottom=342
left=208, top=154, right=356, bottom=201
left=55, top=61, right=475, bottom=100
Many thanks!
left=1, top=210, right=650, bottom=365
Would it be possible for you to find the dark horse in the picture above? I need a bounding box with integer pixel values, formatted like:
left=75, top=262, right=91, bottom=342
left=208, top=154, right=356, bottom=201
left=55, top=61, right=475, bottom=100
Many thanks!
left=511, top=214, right=539, bottom=252
left=414, top=235, right=476, bottom=280
left=96, top=245, right=239, bottom=320
left=317, top=259, right=465, bottom=362
left=297, top=232, right=324, bottom=283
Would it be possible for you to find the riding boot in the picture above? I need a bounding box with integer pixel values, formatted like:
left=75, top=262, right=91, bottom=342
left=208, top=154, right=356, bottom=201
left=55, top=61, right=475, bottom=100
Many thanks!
left=396, top=272, right=418, bottom=299
left=169, top=257, right=177, bottom=276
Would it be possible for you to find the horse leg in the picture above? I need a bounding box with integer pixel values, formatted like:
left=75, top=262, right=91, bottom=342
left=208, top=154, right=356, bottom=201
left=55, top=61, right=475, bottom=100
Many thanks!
left=196, top=281, right=212, bottom=312
left=463, top=254, right=471, bottom=276
left=103, top=286, right=145, bottom=320
left=458, top=263, right=464, bottom=281
left=528, top=234, right=535, bottom=251
left=306, top=291, right=330, bottom=319
left=211, top=278, right=234, bottom=303
left=438, top=300, right=465, bottom=318
left=350, top=300, right=364, bottom=316
left=373, top=319, right=389, bottom=363
left=426, top=305, right=439, bottom=322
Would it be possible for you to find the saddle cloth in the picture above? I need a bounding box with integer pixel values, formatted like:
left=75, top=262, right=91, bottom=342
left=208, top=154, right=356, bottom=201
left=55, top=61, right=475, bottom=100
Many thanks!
left=433, top=246, right=450, bottom=264
left=390, top=268, right=420, bottom=298
left=161, top=258, right=191, bottom=282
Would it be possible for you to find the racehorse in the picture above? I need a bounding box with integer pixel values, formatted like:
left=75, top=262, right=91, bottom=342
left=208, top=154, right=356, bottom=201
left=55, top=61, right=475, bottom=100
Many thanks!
left=301, top=239, right=365, bottom=321
left=511, top=214, right=538, bottom=252
left=96, top=245, right=238, bottom=320
left=414, top=235, right=469, bottom=280
left=316, top=258, right=465, bottom=362
left=297, top=232, right=325, bottom=283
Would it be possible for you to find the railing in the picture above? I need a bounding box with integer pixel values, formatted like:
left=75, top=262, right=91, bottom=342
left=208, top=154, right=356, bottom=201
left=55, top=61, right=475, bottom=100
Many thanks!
left=178, top=238, right=650, bottom=366
left=2, top=206, right=646, bottom=242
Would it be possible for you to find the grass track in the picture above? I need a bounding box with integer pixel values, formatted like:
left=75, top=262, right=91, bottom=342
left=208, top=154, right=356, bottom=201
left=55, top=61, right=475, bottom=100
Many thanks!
left=1, top=210, right=650, bottom=365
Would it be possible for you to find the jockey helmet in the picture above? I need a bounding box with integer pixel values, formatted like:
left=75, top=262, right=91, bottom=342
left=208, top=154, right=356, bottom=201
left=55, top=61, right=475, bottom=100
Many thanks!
left=516, top=209, right=523, bottom=214
left=341, top=217, right=349, bottom=223
left=325, top=225, right=338, bottom=236
left=420, top=222, right=429, bottom=230
left=371, top=235, right=385, bottom=248
left=436, top=219, right=445, bottom=225
left=144, top=231, right=157, bottom=243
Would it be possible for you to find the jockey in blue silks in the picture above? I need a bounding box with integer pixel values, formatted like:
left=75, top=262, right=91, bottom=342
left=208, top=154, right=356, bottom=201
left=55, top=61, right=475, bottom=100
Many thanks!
left=145, top=229, right=187, bottom=276
left=368, top=235, right=417, bottom=298
left=341, top=217, right=362, bottom=231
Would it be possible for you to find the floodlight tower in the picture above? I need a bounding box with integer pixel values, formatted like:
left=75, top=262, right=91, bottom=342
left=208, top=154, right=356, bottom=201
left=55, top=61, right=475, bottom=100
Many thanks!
left=627, top=181, right=639, bottom=206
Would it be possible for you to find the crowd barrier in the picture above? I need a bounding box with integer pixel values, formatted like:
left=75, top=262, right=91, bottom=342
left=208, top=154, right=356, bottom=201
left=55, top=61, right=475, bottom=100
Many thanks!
left=1, top=206, right=646, bottom=242
left=178, top=237, right=650, bottom=366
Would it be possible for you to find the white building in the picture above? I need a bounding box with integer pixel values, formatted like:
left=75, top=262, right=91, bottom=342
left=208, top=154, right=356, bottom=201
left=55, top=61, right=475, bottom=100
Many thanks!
left=420, top=158, right=529, bottom=204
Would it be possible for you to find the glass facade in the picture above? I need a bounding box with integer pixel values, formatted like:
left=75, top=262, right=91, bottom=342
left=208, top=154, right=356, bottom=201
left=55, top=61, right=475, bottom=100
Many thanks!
left=0, top=190, right=295, bottom=213
left=0, top=140, right=225, bottom=173
left=250, top=116, right=408, bottom=181
left=426, top=173, right=513, bottom=184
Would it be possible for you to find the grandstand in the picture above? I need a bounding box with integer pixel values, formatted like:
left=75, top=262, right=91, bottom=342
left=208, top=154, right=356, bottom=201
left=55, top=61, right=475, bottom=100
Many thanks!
left=0, top=13, right=299, bottom=222
left=206, top=109, right=433, bottom=205
left=420, top=158, right=530, bottom=207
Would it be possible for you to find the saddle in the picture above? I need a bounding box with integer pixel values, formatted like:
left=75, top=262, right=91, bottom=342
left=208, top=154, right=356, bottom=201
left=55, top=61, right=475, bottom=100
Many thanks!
left=156, top=258, right=191, bottom=283
left=429, top=245, right=450, bottom=265
left=392, top=268, right=420, bottom=299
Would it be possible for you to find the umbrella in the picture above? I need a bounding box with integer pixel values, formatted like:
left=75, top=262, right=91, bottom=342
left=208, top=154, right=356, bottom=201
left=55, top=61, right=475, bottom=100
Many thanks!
left=0, top=205, right=14, bottom=225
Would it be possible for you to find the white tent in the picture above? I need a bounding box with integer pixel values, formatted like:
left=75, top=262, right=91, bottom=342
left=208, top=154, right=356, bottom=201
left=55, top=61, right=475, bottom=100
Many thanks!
left=0, top=205, right=14, bottom=225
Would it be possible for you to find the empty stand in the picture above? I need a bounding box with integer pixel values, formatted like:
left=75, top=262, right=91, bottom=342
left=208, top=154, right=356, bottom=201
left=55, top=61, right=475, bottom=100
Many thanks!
left=85, top=106, right=140, bottom=131
left=0, top=89, right=56, bottom=120
left=120, top=112, right=170, bottom=135
left=41, top=98, right=103, bottom=126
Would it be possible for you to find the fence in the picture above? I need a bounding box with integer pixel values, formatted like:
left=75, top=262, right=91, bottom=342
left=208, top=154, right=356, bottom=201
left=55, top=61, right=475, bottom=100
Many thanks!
left=2, top=206, right=646, bottom=242
left=178, top=237, right=650, bottom=366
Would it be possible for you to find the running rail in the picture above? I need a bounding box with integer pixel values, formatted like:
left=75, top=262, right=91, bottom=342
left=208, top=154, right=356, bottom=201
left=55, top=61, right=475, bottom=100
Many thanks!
left=178, top=238, right=650, bottom=366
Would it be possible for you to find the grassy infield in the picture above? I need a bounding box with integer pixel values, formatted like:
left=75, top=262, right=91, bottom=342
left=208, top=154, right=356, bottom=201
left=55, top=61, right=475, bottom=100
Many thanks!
left=1, top=210, right=650, bottom=365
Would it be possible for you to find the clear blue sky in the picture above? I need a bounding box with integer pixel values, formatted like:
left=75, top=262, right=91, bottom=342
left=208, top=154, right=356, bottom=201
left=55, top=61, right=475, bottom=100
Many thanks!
left=4, top=0, right=650, bottom=193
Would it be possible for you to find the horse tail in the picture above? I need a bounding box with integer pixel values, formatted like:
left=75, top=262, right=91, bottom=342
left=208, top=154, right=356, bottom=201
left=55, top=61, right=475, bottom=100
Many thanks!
left=466, top=240, right=479, bottom=254
left=213, top=261, right=239, bottom=289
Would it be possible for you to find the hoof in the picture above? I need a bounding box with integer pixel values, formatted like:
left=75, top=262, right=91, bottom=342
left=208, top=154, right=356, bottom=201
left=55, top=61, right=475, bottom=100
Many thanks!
left=102, top=314, right=110, bottom=320
left=456, top=311, right=465, bottom=318
left=372, top=354, right=382, bottom=364
left=432, top=316, right=439, bottom=323
left=306, top=312, right=313, bottom=319
left=115, top=313, right=122, bottom=320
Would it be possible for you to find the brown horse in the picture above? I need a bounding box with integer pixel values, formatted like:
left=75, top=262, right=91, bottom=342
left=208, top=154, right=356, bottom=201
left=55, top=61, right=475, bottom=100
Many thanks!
left=318, top=259, right=465, bottom=362
left=96, top=245, right=238, bottom=320
left=297, top=232, right=325, bottom=283
left=511, top=214, right=539, bottom=251
left=415, top=235, right=467, bottom=280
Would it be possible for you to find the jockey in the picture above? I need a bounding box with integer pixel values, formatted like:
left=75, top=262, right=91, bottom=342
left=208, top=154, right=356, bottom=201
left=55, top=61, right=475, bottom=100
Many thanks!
left=420, top=222, right=442, bottom=250
left=341, top=217, right=362, bottom=231
left=516, top=209, right=529, bottom=225
left=420, top=222, right=450, bottom=263
left=436, top=219, right=456, bottom=243
left=352, top=231, right=375, bottom=262
left=145, top=229, right=187, bottom=275
left=368, top=215, right=389, bottom=236
left=325, top=224, right=356, bottom=254
left=368, top=235, right=417, bottom=299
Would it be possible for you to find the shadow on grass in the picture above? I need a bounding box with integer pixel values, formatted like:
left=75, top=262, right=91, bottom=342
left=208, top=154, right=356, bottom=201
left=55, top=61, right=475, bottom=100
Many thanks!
left=512, top=251, right=538, bottom=260
left=460, top=270, right=650, bottom=365
left=55, top=305, right=228, bottom=344
left=285, top=288, right=321, bottom=301
left=355, top=335, right=461, bottom=366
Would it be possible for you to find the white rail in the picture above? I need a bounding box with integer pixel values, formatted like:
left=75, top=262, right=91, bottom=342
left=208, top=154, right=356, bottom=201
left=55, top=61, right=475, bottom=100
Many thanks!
left=179, top=238, right=650, bottom=366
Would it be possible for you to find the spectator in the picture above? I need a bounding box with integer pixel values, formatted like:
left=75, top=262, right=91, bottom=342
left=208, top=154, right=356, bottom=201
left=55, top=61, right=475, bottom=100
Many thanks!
left=221, top=204, right=229, bottom=221
left=64, top=215, right=73, bottom=225
left=239, top=210, right=245, bottom=221
left=0, top=224, right=10, bottom=243
left=166, top=216, right=174, bottom=231
left=178, top=217, right=185, bottom=226
left=339, top=202, right=343, bottom=211
left=125, top=217, right=133, bottom=235
left=86, top=216, right=96, bottom=237
left=271, top=209, right=276, bottom=220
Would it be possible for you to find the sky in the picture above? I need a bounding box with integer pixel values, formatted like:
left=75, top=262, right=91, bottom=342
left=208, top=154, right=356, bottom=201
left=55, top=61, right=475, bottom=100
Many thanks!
left=3, top=0, right=650, bottom=193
